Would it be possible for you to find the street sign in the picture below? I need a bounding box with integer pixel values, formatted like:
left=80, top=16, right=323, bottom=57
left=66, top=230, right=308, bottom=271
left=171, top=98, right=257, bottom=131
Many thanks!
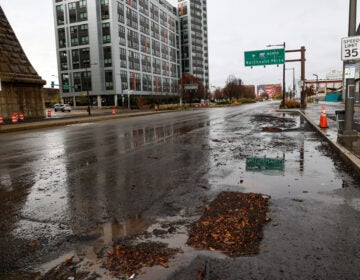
left=341, top=36, right=360, bottom=61
left=344, top=64, right=356, bottom=79
left=244, top=48, right=285, bottom=67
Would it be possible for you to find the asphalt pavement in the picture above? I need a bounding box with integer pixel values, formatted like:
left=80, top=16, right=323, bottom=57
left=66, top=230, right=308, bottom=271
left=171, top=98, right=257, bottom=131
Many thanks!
left=1, top=102, right=360, bottom=174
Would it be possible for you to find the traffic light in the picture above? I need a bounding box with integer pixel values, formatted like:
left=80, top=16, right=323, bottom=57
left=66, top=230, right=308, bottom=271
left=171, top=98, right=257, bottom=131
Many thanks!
left=51, top=81, right=55, bottom=88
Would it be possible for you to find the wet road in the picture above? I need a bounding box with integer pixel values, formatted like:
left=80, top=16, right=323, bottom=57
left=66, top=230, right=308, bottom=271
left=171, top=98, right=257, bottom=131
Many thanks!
left=0, top=102, right=360, bottom=279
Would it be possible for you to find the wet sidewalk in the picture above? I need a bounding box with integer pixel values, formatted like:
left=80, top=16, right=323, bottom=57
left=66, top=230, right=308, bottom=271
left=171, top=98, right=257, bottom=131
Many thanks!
left=288, top=101, right=360, bottom=173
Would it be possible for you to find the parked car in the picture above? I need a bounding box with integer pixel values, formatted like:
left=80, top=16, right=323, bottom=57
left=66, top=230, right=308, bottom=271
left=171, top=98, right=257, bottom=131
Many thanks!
left=53, top=103, right=64, bottom=112
left=54, top=103, right=72, bottom=112
left=62, top=104, right=72, bottom=112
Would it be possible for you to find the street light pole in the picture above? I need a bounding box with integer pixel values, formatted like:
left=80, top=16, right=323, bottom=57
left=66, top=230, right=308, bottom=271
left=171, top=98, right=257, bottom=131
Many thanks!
left=312, top=74, right=319, bottom=93
left=283, top=42, right=286, bottom=106
left=286, top=68, right=295, bottom=99
left=85, top=65, right=91, bottom=116
left=267, top=42, right=286, bottom=107
left=84, top=63, right=97, bottom=116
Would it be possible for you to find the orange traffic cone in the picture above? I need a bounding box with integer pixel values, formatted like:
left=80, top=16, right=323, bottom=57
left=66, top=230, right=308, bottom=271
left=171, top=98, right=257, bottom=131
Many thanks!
left=319, top=106, right=328, bottom=128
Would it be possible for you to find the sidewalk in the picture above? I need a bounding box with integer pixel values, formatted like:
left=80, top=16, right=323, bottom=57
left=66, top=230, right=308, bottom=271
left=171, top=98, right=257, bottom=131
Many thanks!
left=284, top=101, right=360, bottom=174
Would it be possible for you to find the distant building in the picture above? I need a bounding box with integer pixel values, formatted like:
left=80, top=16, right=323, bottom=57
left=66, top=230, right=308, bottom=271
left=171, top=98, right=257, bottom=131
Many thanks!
left=52, top=0, right=209, bottom=107
left=0, top=6, right=46, bottom=120
left=257, top=84, right=282, bottom=98
left=305, top=70, right=343, bottom=94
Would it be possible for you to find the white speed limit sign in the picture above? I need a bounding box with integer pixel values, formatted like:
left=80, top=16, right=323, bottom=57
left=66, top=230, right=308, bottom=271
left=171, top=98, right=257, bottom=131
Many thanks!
left=342, top=36, right=360, bottom=61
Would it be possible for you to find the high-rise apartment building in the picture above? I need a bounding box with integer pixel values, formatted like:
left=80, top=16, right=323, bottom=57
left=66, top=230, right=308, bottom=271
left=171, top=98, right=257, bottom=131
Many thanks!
left=178, top=0, right=208, bottom=89
left=53, top=0, right=208, bottom=106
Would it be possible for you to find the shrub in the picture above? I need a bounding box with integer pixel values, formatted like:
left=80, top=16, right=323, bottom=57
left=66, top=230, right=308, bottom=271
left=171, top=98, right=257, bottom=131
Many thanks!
left=284, top=99, right=301, bottom=108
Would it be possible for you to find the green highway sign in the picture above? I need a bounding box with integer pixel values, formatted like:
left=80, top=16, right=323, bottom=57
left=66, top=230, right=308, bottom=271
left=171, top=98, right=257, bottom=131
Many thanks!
left=244, top=48, right=285, bottom=67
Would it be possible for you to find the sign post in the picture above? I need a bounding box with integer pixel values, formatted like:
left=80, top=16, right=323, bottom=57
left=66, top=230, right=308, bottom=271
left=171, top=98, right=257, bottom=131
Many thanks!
left=341, top=36, right=360, bottom=134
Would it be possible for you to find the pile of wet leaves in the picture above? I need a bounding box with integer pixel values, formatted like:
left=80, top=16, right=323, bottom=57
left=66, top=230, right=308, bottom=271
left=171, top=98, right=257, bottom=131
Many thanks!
left=105, top=238, right=181, bottom=278
left=187, top=191, right=270, bottom=257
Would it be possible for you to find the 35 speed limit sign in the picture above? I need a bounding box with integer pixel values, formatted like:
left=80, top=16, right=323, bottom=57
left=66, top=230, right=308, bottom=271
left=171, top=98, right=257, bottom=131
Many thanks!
left=342, top=36, right=360, bottom=61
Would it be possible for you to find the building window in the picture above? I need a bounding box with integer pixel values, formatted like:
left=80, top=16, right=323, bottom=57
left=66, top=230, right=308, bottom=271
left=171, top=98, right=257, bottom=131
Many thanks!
left=72, top=49, right=80, bottom=69
left=101, top=0, right=110, bottom=20
left=68, top=2, right=76, bottom=10
left=56, top=5, right=64, bottom=25
left=141, top=54, right=151, bottom=73
left=102, top=22, right=111, bottom=43
left=139, top=0, right=149, bottom=15
left=80, top=12, right=88, bottom=20
left=126, top=7, right=138, bottom=29
left=120, top=70, right=128, bottom=90
left=58, top=28, right=66, bottom=48
left=71, top=38, right=78, bottom=46
left=103, top=35, right=111, bottom=43
left=80, top=24, right=88, bottom=31
left=82, top=70, right=92, bottom=91
left=81, top=36, right=89, bottom=44
left=142, top=74, right=152, bottom=91
left=79, top=0, right=87, bottom=8
left=105, top=70, right=113, bottom=90
left=126, top=0, right=137, bottom=9
left=119, top=25, right=126, bottom=46
left=130, top=72, right=141, bottom=91
left=127, top=29, right=139, bottom=50
left=104, top=46, right=112, bottom=67
left=150, top=3, right=159, bottom=22
left=120, top=47, right=127, bottom=68
left=118, top=2, right=125, bottom=23
left=128, top=50, right=140, bottom=70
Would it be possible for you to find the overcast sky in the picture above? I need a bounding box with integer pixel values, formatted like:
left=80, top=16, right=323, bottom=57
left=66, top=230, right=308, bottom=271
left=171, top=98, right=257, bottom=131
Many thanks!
left=0, top=0, right=355, bottom=91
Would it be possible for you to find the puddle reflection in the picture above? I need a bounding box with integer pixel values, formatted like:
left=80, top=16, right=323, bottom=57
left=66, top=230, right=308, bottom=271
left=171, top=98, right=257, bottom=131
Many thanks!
left=95, top=217, right=156, bottom=245
left=208, top=111, right=351, bottom=198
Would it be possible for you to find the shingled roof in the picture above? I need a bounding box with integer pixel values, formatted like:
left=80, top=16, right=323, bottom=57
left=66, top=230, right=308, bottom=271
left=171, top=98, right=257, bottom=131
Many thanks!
left=0, top=6, right=45, bottom=85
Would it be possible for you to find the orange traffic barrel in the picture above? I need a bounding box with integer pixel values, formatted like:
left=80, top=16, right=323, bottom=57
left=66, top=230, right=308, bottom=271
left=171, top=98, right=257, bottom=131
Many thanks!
left=11, top=113, right=18, bottom=124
